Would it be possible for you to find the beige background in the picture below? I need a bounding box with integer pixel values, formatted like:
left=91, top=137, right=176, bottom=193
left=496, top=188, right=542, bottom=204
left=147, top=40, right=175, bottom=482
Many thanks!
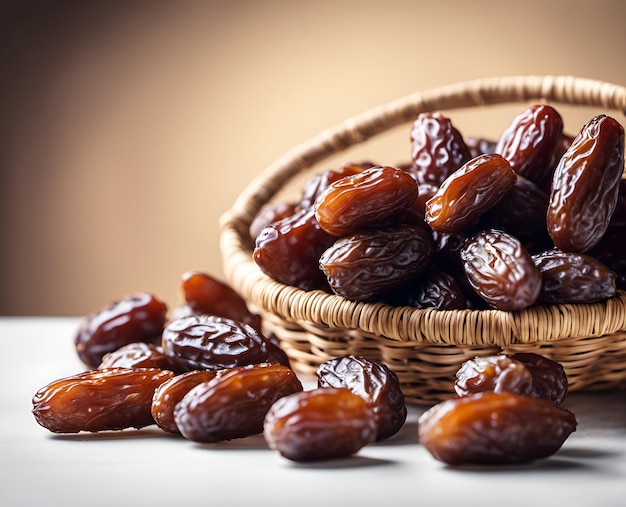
left=1, top=0, right=625, bottom=316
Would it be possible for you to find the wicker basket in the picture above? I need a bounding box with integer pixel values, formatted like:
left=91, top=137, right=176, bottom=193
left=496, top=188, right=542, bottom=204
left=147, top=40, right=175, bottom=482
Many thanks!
left=220, top=75, right=626, bottom=404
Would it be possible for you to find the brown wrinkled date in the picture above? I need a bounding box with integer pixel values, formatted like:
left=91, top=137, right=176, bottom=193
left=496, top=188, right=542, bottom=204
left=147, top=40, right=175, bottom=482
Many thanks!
left=424, top=154, right=517, bottom=233
left=547, top=114, right=625, bottom=253
left=174, top=363, right=303, bottom=443
left=161, top=314, right=270, bottom=371
left=75, top=292, right=168, bottom=369
left=317, top=355, right=407, bottom=441
left=418, top=391, right=577, bottom=465
left=32, top=368, right=174, bottom=433
left=314, top=165, right=418, bottom=237
left=98, top=342, right=178, bottom=371
left=319, top=225, right=433, bottom=302
left=263, top=387, right=378, bottom=462
left=461, top=229, right=542, bottom=310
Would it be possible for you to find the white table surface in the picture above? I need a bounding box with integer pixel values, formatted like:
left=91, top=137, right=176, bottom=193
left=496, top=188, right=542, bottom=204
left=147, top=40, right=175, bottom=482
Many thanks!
left=2, top=317, right=625, bottom=507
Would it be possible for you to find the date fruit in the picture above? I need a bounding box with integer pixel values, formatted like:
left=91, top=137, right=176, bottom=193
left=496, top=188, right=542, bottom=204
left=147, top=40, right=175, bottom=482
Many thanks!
left=75, top=292, right=168, bottom=369
left=319, top=225, right=433, bottom=301
left=424, top=154, right=517, bottom=233
left=314, top=166, right=418, bottom=237
left=418, top=391, right=577, bottom=465
left=547, top=114, right=625, bottom=253
left=454, top=354, right=534, bottom=398
left=161, top=314, right=270, bottom=371
left=510, top=352, right=568, bottom=405
left=317, top=355, right=406, bottom=441
left=263, top=387, right=378, bottom=461
left=460, top=229, right=541, bottom=310
left=174, top=363, right=303, bottom=443
left=98, top=342, right=177, bottom=371
left=32, top=368, right=174, bottom=433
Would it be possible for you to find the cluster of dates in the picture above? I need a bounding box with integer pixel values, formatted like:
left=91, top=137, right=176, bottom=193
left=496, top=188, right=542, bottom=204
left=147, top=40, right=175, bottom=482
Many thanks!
left=419, top=352, right=577, bottom=465
left=252, top=105, right=626, bottom=311
left=31, top=272, right=407, bottom=462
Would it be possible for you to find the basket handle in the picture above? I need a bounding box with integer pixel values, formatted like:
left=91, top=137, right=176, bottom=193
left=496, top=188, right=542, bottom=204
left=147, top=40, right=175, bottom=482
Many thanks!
left=222, top=75, right=626, bottom=228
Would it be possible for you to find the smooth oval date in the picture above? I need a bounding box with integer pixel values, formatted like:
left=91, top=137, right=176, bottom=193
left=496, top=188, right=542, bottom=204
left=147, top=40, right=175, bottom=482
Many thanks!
left=547, top=114, right=625, bottom=252
left=314, top=166, right=418, bottom=237
left=75, top=292, right=168, bottom=369
left=161, top=314, right=270, bottom=371
left=532, top=249, right=616, bottom=304
left=180, top=271, right=261, bottom=331
left=319, top=225, right=433, bottom=302
left=32, top=368, right=174, bottom=433
left=424, top=154, right=517, bottom=233
left=174, top=363, right=303, bottom=443
left=253, top=207, right=335, bottom=291
left=461, top=229, right=541, bottom=310
left=409, top=112, right=472, bottom=186
left=418, top=391, right=577, bottom=465
left=263, top=387, right=377, bottom=461
left=317, top=355, right=407, bottom=441
left=151, top=370, right=218, bottom=433
left=299, top=163, right=368, bottom=210
left=495, top=104, right=563, bottom=187
left=454, top=354, right=534, bottom=398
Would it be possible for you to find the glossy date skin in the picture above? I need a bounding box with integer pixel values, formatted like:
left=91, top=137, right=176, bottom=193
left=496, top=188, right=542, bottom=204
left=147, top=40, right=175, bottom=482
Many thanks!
left=547, top=114, right=625, bottom=253
left=161, top=314, right=270, bottom=371
left=424, top=154, right=517, bottom=233
left=74, top=292, right=168, bottom=369
left=254, top=208, right=335, bottom=291
left=511, top=352, right=568, bottom=405
left=314, top=166, right=418, bottom=237
left=174, top=363, right=303, bottom=443
left=263, top=387, right=377, bottom=461
left=409, top=112, right=472, bottom=186
left=98, top=342, right=178, bottom=371
left=299, top=163, right=369, bottom=210
left=319, top=225, right=433, bottom=302
left=418, top=391, right=577, bottom=465
left=32, top=368, right=174, bottom=433
left=317, top=355, right=407, bottom=441
left=532, top=249, right=616, bottom=304
left=460, top=229, right=541, bottom=310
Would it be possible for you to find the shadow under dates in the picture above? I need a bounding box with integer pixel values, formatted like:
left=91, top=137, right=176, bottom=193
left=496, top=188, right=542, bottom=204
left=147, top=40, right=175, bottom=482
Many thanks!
left=284, top=454, right=397, bottom=470
left=50, top=428, right=176, bottom=442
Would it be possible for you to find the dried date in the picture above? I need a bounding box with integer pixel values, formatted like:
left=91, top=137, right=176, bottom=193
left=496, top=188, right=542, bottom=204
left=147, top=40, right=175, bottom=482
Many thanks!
left=424, top=154, right=517, bottom=233
left=454, top=354, right=534, bottom=398
left=460, top=229, right=541, bottom=310
left=314, top=166, right=418, bottom=237
left=161, top=314, right=270, bottom=371
left=249, top=202, right=298, bottom=242
left=299, top=163, right=368, bottom=210
left=319, top=225, right=433, bottom=301
left=263, top=387, right=377, bottom=461
left=98, top=342, right=178, bottom=371
left=510, top=352, right=568, bottom=405
left=418, top=391, right=577, bottom=465
left=317, top=355, right=407, bottom=441
left=32, top=368, right=174, bottom=433
left=547, top=114, right=625, bottom=252
left=174, top=363, right=303, bottom=443
left=75, top=292, right=168, bottom=369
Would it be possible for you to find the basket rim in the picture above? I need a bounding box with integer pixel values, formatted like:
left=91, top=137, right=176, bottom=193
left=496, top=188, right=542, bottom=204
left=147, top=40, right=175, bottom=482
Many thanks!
left=220, top=75, right=626, bottom=347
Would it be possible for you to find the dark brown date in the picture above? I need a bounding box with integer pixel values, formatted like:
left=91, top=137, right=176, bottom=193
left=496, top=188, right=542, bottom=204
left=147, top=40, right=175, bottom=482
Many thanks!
left=75, top=292, right=168, bottom=369
left=317, top=355, right=407, bottom=441
left=455, top=354, right=534, bottom=397
left=495, top=104, right=563, bottom=187
left=249, top=202, right=298, bottom=244
left=253, top=207, right=335, bottom=291
left=180, top=271, right=261, bottom=331
left=532, top=249, right=616, bottom=304
left=314, top=166, right=418, bottom=237
left=161, top=314, right=269, bottom=371
left=299, top=163, right=367, bottom=210
left=263, top=387, right=377, bottom=461
left=547, top=114, right=625, bottom=253
left=409, top=112, right=472, bottom=186
left=98, top=342, right=178, bottom=371
left=404, top=267, right=467, bottom=310
left=151, top=370, right=218, bottom=433
left=418, top=391, right=577, bottom=465
left=460, top=229, right=541, bottom=310
left=174, top=363, right=303, bottom=443
left=319, top=225, right=433, bottom=301
left=510, top=352, right=568, bottom=405
left=32, top=368, right=174, bottom=433
left=424, top=154, right=517, bottom=233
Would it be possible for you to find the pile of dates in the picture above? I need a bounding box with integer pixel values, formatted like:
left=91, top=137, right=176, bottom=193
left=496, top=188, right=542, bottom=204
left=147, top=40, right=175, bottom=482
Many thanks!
left=252, top=105, right=626, bottom=311
left=419, top=351, right=577, bottom=465
left=31, top=272, right=407, bottom=461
